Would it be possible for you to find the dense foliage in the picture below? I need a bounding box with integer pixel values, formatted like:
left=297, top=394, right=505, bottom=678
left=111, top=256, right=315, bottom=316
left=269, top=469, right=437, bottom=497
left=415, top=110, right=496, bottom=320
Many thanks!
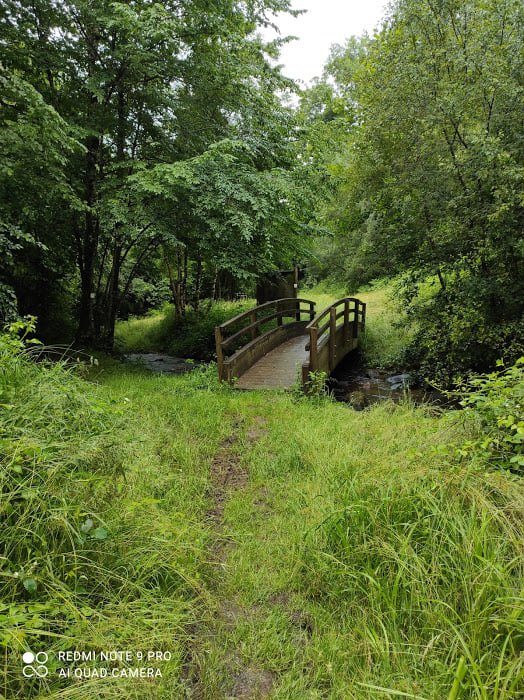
left=301, top=0, right=524, bottom=381
left=456, top=357, right=524, bottom=474
left=1, top=0, right=306, bottom=347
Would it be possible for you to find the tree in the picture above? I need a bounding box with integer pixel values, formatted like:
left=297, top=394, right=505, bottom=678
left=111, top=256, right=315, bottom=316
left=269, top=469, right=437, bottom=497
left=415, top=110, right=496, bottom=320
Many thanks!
left=0, top=66, right=80, bottom=325
left=300, top=0, right=524, bottom=381
left=1, top=0, right=300, bottom=347
left=132, top=136, right=308, bottom=316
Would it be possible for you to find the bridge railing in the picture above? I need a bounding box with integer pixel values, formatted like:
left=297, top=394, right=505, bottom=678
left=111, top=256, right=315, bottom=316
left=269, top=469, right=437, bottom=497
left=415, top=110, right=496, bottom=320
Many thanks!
left=304, top=297, right=366, bottom=379
left=215, top=298, right=316, bottom=381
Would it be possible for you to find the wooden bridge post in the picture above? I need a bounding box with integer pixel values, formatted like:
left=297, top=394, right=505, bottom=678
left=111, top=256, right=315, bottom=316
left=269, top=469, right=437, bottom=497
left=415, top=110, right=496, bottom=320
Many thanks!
left=276, top=300, right=283, bottom=326
left=309, top=326, right=318, bottom=371
left=343, top=300, right=350, bottom=344
left=215, top=327, right=224, bottom=380
left=361, top=302, right=367, bottom=333
left=249, top=310, right=258, bottom=339
left=329, top=307, right=337, bottom=371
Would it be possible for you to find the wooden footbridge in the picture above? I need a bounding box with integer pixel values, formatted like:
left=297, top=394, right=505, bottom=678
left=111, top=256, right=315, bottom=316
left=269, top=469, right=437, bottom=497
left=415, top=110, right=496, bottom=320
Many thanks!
left=215, top=297, right=366, bottom=390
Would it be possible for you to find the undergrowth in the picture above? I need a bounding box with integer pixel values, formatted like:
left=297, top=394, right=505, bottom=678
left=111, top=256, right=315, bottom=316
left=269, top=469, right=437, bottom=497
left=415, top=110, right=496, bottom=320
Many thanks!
left=0, top=323, right=229, bottom=698
left=1, top=319, right=522, bottom=698
left=302, top=466, right=523, bottom=697
left=114, top=300, right=252, bottom=360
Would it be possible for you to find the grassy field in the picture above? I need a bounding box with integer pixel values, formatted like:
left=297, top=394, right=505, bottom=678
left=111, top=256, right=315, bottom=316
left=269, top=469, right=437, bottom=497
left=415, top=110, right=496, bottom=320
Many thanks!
left=2, top=305, right=523, bottom=698
left=0, top=324, right=523, bottom=700
left=97, top=368, right=522, bottom=699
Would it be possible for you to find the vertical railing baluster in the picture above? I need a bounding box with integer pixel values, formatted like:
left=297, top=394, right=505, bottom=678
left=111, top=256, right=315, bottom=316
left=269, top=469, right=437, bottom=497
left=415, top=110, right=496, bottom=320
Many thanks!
left=344, top=300, right=350, bottom=344
left=309, top=325, right=318, bottom=371
left=250, top=310, right=258, bottom=340
left=215, top=327, right=224, bottom=381
left=329, top=306, right=337, bottom=371
left=277, top=300, right=283, bottom=326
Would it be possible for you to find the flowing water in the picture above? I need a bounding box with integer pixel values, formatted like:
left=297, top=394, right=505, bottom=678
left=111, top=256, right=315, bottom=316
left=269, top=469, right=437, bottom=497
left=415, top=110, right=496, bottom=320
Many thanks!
left=124, top=353, right=199, bottom=374
left=329, top=351, right=446, bottom=409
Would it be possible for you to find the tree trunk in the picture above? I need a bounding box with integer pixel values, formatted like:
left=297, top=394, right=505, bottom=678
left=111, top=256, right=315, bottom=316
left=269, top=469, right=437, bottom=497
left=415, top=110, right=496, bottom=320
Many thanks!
left=102, top=242, right=123, bottom=350
left=193, top=255, right=203, bottom=312
left=76, top=133, right=99, bottom=345
left=164, top=246, right=184, bottom=320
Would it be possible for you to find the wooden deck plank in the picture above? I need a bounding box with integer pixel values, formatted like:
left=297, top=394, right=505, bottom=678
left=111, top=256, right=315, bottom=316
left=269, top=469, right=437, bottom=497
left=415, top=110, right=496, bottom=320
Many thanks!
left=235, top=334, right=309, bottom=390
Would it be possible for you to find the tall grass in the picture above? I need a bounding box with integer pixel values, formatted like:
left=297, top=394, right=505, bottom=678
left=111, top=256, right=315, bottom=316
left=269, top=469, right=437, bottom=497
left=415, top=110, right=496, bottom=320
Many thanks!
left=0, top=338, right=230, bottom=698
left=178, top=389, right=523, bottom=699
left=302, top=466, right=523, bottom=697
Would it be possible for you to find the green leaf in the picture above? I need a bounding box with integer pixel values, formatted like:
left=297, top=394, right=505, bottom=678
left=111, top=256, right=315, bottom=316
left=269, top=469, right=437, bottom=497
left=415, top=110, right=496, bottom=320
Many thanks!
left=23, top=578, right=37, bottom=594
left=91, top=527, right=108, bottom=540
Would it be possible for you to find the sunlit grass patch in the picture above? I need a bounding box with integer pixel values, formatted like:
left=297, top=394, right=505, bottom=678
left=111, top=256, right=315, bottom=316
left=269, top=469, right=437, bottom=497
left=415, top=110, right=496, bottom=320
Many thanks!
left=115, top=300, right=253, bottom=359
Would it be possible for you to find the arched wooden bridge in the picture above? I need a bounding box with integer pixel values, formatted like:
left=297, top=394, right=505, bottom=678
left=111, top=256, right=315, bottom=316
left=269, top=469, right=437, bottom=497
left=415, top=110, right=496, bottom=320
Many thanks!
left=215, top=297, right=366, bottom=390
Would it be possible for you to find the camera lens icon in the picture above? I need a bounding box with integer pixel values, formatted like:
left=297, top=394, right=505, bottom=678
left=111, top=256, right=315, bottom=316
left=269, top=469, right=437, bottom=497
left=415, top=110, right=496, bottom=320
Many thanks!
left=22, top=651, right=48, bottom=678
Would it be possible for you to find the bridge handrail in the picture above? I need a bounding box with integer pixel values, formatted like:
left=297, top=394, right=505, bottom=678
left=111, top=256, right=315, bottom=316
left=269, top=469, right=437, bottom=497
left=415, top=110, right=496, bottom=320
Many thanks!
left=306, top=297, right=364, bottom=332
left=306, top=297, right=366, bottom=373
left=215, top=297, right=316, bottom=381
left=219, top=298, right=315, bottom=332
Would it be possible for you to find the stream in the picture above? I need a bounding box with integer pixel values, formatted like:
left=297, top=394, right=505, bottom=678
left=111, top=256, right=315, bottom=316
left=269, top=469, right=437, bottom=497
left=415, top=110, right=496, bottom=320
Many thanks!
left=328, top=351, right=446, bottom=409
left=124, top=353, right=198, bottom=374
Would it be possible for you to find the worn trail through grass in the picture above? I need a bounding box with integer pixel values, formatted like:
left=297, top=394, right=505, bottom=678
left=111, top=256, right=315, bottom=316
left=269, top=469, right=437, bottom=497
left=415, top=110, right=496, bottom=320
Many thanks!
left=183, top=414, right=277, bottom=698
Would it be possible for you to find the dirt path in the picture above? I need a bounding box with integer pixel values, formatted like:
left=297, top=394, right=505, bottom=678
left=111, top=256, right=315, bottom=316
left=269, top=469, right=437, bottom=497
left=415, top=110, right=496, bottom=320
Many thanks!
left=183, top=416, right=275, bottom=699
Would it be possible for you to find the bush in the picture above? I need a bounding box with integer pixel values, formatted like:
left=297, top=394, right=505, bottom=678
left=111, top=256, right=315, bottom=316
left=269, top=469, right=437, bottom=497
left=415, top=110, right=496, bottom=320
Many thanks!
left=455, top=358, right=524, bottom=474
left=404, top=280, right=524, bottom=385
left=0, top=282, right=17, bottom=323
left=119, top=277, right=172, bottom=318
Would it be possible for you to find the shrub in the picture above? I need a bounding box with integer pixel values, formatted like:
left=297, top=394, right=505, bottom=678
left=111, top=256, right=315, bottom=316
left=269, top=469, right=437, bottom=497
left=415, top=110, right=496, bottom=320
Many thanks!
left=115, top=299, right=253, bottom=360
left=404, top=282, right=524, bottom=385
left=119, top=277, right=172, bottom=318
left=455, top=357, right=524, bottom=474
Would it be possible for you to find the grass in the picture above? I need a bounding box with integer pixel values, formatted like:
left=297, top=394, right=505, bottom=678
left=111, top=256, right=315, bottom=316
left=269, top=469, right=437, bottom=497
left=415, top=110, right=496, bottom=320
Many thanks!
left=114, top=300, right=252, bottom=360
left=2, top=303, right=522, bottom=699
left=0, top=351, right=229, bottom=698
left=303, top=279, right=416, bottom=369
